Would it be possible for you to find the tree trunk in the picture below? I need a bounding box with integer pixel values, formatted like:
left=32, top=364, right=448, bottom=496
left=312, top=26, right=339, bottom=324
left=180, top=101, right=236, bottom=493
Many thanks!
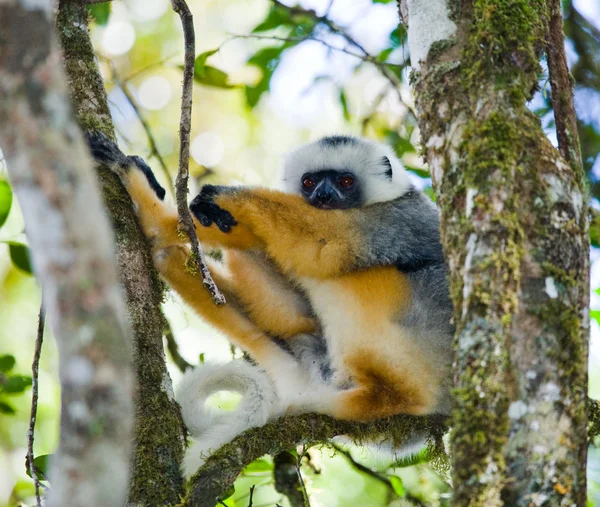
left=55, top=2, right=187, bottom=505
left=0, top=1, right=133, bottom=505
left=400, top=0, right=589, bottom=505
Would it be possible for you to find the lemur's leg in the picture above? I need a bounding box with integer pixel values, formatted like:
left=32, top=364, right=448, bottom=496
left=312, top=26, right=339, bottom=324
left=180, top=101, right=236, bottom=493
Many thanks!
left=225, top=251, right=318, bottom=339
left=87, top=132, right=317, bottom=340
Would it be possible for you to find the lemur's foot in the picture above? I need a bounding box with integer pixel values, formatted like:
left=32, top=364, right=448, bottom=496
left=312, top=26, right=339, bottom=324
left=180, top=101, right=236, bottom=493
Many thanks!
left=85, top=131, right=166, bottom=201
left=190, top=185, right=237, bottom=233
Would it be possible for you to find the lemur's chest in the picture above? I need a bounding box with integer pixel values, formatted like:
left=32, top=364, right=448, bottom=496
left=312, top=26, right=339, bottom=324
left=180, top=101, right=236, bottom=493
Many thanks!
left=299, top=265, right=412, bottom=338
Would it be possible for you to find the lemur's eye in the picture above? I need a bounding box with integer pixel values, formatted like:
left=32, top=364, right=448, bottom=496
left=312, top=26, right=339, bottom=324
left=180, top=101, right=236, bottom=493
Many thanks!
left=339, top=175, right=354, bottom=188
left=302, top=177, right=316, bottom=189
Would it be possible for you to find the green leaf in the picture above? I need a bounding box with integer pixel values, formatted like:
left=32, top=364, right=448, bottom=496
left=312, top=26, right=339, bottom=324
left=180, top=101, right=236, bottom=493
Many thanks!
left=195, top=49, right=219, bottom=68
left=26, top=454, right=53, bottom=481
left=252, top=6, right=292, bottom=32
left=591, top=310, right=600, bottom=324
left=0, top=355, right=16, bottom=373
left=373, top=0, right=394, bottom=3
left=199, top=353, right=205, bottom=364
left=87, top=3, right=110, bottom=25
left=389, top=26, right=407, bottom=49
left=392, top=447, right=429, bottom=468
left=389, top=475, right=405, bottom=496
left=3, top=375, right=32, bottom=394
left=394, top=136, right=416, bottom=155
left=0, top=179, right=12, bottom=229
left=339, top=89, right=350, bottom=121
left=377, top=47, right=394, bottom=62
left=6, top=241, right=33, bottom=274
left=191, top=50, right=236, bottom=89
left=244, top=457, right=273, bottom=473
left=0, top=401, right=16, bottom=414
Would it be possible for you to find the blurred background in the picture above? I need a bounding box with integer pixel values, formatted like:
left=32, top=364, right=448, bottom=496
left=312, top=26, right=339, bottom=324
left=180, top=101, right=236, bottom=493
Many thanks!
left=1, top=0, right=599, bottom=505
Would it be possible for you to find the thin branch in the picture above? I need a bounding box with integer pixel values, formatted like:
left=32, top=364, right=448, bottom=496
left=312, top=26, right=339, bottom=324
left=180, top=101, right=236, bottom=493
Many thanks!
left=163, top=315, right=193, bottom=372
left=27, top=303, right=45, bottom=507
left=108, top=63, right=175, bottom=195
left=330, top=443, right=426, bottom=507
left=170, top=0, right=226, bottom=305
left=274, top=451, right=309, bottom=507
left=295, top=451, right=311, bottom=507
left=268, top=0, right=409, bottom=109
left=247, top=485, right=256, bottom=507
left=546, top=0, right=584, bottom=179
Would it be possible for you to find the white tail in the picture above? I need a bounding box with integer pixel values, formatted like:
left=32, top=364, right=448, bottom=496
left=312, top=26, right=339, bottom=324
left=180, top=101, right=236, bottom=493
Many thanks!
left=176, top=361, right=279, bottom=471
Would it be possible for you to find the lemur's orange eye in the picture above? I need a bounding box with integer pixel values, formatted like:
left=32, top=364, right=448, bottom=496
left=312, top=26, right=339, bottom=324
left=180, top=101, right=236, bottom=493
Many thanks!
left=340, top=175, right=354, bottom=188
left=302, top=177, right=316, bottom=188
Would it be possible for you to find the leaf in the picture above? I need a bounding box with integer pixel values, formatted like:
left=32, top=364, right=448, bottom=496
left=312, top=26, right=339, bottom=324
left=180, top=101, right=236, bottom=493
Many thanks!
left=3, top=375, right=32, bottom=394
left=26, top=454, right=53, bottom=481
left=403, top=164, right=430, bottom=179
left=339, top=89, right=350, bottom=121
left=377, top=47, right=394, bottom=62
left=6, top=241, right=33, bottom=274
left=591, top=310, right=600, bottom=324
left=394, top=136, right=416, bottom=155
left=195, top=48, right=219, bottom=68
left=244, top=458, right=273, bottom=473
left=0, top=179, right=12, bottom=229
left=392, top=447, right=429, bottom=468
left=252, top=6, right=292, bottom=32
left=87, top=3, right=110, bottom=25
left=0, top=401, right=16, bottom=414
left=245, top=45, right=292, bottom=108
left=389, top=26, right=407, bottom=49
left=389, top=475, right=406, bottom=496
left=0, top=355, right=16, bottom=373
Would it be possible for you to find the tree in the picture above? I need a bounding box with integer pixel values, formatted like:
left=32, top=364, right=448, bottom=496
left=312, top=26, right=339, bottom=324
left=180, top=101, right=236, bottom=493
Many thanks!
left=0, top=0, right=597, bottom=506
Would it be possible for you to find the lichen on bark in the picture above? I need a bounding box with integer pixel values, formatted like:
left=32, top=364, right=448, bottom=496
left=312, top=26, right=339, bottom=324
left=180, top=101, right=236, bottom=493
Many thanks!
left=403, top=0, right=589, bottom=505
left=56, top=2, right=186, bottom=505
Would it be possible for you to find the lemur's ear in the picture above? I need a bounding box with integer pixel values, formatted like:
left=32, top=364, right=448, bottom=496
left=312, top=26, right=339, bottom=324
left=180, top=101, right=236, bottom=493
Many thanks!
left=381, top=157, right=393, bottom=179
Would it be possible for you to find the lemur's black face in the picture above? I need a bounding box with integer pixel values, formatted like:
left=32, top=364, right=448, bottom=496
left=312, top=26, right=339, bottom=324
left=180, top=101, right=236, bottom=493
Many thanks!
left=300, top=169, right=362, bottom=210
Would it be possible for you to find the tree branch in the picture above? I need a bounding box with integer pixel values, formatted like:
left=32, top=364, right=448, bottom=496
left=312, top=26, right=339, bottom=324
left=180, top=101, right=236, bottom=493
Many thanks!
left=0, top=1, right=134, bottom=504
left=546, top=0, right=584, bottom=179
left=183, top=413, right=447, bottom=507
left=56, top=2, right=187, bottom=504
left=27, top=303, right=45, bottom=507
left=170, top=0, right=226, bottom=305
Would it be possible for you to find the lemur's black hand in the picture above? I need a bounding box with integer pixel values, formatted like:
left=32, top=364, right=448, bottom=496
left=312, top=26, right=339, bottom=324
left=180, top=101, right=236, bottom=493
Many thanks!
left=190, top=185, right=237, bottom=233
left=85, top=131, right=166, bottom=201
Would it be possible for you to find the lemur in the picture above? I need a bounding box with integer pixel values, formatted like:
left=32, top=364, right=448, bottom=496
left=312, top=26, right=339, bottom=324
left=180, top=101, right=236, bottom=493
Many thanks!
left=87, top=133, right=454, bottom=462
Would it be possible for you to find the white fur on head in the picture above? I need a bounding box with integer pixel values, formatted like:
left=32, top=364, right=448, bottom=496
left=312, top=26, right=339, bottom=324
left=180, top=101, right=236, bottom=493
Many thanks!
left=176, top=361, right=278, bottom=472
left=278, top=136, right=412, bottom=205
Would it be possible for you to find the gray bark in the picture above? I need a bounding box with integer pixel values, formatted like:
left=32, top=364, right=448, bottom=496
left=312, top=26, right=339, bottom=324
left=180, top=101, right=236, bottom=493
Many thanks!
left=0, top=1, right=133, bottom=505
left=400, top=0, right=589, bottom=505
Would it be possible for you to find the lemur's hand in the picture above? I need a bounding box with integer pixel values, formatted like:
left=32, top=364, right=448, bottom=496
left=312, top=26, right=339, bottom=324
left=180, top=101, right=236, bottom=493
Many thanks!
left=86, top=131, right=166, bottom=201
left=189, top=185, right=237, bottom=233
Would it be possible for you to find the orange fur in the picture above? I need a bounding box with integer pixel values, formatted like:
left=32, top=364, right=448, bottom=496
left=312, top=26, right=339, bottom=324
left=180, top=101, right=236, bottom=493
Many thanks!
left=226, top=251, right=318, bottom=339
left=213, top=189, right=363, bottom=279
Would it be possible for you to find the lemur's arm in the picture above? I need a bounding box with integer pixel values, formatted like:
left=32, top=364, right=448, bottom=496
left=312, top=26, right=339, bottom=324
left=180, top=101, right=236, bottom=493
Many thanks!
left=190, top=185, right=444, bottom=279
left=86, top=132, right=317, bottom=339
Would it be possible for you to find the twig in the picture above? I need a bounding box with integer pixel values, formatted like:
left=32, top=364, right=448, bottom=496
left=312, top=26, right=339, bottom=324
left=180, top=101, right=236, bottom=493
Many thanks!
left=330, top=444, right=426, bottom=507
left=295, top=451, right=311, bottom=507
left=108, top=63, right=174, bottom=195
left=170, top=0, right=225, bottom=305
left=274, top=451, right=309, bottom=507
left=163, top=315, right=193, bottom=372
left=546, top=0, right=584, bottom=180
left=268, top=0, right=409, bottom=108
left=27, top=303, right=45, bottom=507
left=247, top=485, right=256, bottom=507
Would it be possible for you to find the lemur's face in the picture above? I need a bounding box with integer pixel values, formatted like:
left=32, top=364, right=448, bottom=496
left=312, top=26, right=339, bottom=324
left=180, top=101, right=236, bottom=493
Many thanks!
left=300, top=169, right=362, bottom=209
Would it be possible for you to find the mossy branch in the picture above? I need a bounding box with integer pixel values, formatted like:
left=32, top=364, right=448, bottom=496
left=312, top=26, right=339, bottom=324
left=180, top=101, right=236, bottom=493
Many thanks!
left=56, top=2, right=186, bottom=504
left=183, top=413, right=448, bottom=507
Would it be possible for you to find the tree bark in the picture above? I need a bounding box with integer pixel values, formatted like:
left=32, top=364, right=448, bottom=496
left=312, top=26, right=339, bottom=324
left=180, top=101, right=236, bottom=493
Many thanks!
left=400, top=0, right=589, bottom=505
left=55, top=2, right=187, bottom=505
left=0, top=1, right=133, bottom=505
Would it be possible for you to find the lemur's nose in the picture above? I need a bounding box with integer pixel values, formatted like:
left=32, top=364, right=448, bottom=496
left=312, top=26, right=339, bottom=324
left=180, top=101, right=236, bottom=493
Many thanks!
left=317, top=189, right=333, bottom=202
